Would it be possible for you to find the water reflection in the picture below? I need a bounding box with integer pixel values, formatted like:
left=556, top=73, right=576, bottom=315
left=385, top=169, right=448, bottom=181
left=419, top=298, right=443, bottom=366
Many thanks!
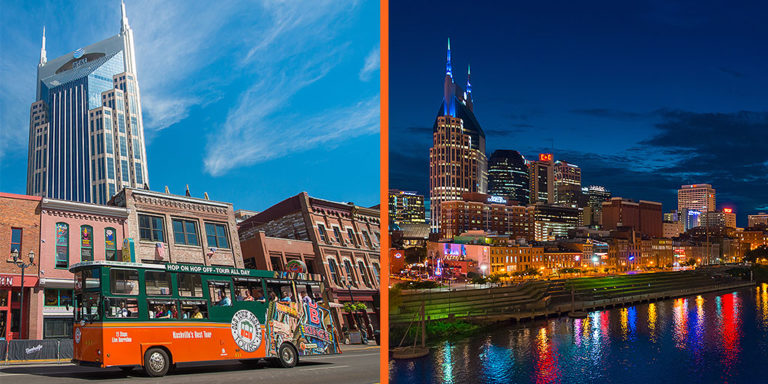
left=391, top=287, right=767, bottom=384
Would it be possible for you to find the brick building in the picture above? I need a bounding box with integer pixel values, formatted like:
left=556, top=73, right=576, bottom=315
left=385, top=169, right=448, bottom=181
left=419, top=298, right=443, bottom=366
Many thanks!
left=110, top=188, right=243, bottom=267
left=0, top=192, right=42, bottom=340
left=33, top=198, right=129, bottom=339
left=238, top=192, right=380, bottom=331
left=439, top=192, right=533, bottom=240
left=602, top=198, right=663, bottom=238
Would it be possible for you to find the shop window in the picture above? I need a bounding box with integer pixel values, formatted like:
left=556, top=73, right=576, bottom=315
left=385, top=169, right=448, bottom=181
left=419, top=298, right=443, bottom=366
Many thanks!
left=43, top=318, right=73, bottom=339
left=180, top=300, right=208, bottom=319
left=55, top=223, right=69, bottom=268
left=105, top=297, right=139, bottom=318
left=208, top=281, right=232, bottom=306
left=110, top=269, right=139, bottom=295
left=178, top=273, right=203, bottom=297
left=105, top=227, right=118, bottom=261
left=204, top=222, right=230, bottom=248
left=145, top=271, right=172, bottom=296
left=80, top=225, right=93, bottom=261
left=44, top=289, right=59, bottom=306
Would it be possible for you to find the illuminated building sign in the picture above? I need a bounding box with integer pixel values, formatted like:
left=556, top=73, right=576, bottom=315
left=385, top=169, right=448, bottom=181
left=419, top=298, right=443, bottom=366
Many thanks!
left=539, top=153, right=553, bottom=162
left=723, top=208, right=733, bottom=213
left=487, top=196, right=507, bottom=204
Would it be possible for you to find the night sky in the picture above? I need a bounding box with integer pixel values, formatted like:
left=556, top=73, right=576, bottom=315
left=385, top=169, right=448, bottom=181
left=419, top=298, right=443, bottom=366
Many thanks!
left=389, top=0, right=768, bottom=226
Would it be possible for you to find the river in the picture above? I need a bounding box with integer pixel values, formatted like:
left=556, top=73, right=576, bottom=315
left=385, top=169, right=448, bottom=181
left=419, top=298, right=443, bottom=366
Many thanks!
left=390, top=283, right=768, bottom=383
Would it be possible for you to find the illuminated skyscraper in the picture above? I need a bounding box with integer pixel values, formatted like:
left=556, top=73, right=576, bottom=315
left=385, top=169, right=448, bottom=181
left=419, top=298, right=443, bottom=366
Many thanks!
left=554, top=160, right=581, bottom=208
left=26, top=1, right=149, bottom=204
left=487, top=150, right=529, bottom=205
left=429, top=39, right=487, bottom=231
left=677, top=184, right=716, bottom=215
left=528, top=153, right=554, bottom=204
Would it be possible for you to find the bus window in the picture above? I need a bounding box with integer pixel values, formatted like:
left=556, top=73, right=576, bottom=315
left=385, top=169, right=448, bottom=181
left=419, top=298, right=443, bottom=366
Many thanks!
left=105, top=297, right=139, bottom=318
left=148, top=299, right=178, bottom=319
left=181, top=300, right=208, bottom=319
left=178, top=273, right=203, bottom=297
left=233, top=278, right=263, bottom=302
left=76, top=292, right=101, bottom=322
left=266, top=280, right=294, bottom=303
left=145, top=271, right=172, bottom=296
left=208, top=281, right=232, bottom=306
left=110, top=269, right=139, bottom=295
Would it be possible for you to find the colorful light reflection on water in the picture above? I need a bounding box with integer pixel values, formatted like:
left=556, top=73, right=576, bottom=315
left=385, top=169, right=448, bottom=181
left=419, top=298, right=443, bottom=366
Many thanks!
left=390, top=287, right=768, bottom=383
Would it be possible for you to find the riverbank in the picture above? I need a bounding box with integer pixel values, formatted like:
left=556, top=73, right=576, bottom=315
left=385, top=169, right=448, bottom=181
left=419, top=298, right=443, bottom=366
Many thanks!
left=390, top=268, right=756, bottom=345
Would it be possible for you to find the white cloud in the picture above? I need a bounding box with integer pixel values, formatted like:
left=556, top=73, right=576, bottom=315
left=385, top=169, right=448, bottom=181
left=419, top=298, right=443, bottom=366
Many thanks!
left=359, top=46, right=380, bottom=81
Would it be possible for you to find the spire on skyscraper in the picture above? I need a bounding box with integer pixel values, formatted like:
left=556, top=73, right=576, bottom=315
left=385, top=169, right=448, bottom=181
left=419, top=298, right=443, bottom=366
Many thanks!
left=39, top=26, right=47, bottom=65
left=446, top=37, right=453, bottom=79
left=466, top=64, right=472, bottom=95
left=120, top=0, right=130, bottom=34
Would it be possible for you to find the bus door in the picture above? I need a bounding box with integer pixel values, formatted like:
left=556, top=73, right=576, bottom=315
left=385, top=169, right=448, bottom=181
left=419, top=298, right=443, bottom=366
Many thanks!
left=264, top=279, right=299, bottom=356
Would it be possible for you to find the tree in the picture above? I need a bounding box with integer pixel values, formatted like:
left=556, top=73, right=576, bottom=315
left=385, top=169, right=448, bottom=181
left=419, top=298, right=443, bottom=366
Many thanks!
left=744, top=245, right=768, bottom=263
left=686, top=258, right=697, bottom=267
left=487, top=274, right=502, bottom=286
left=471, top=275, right=487, bottom=285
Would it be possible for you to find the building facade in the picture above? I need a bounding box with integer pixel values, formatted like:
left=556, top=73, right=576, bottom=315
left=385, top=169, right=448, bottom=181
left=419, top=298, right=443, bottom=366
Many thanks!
left=585, top=185, right=611, bottom=227
left=33, top=198, right=129, bottom=339
left=747, top=213, right=768, bottom=228
left=388, top=189, right=426, bottom=225
left=601, top=198, right=663, bottom=238
left=528, top=153, right=555, bottom=204
left=703, top=209, right=737, bottom=230
left=238, top=193, right=380, bottom=330
left=110, top=188, right=243, bottom=267
left=0, top=193, right=42, bottom=340
left=27, top=3, right=148, bottom=204
left=489, top=244, right=544, bottom=274
left=532, top=203, right=580, bottom=241
left=677, top=184, right=716, bottom=226
left=439, top=193, right=534, bottom=240
left=554, top=160, right=582, bottom=208
left=487, top=150, right=530, bottom=205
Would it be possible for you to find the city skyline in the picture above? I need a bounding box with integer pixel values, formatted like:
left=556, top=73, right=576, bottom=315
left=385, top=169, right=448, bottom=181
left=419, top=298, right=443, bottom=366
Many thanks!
left=390, top=0, right=768, bottom=225
left=0, top=0, right=381, bottom=211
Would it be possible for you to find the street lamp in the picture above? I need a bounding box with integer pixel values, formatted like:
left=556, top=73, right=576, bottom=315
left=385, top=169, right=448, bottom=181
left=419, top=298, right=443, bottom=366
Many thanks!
left=11, top=249, right=35, bottom=339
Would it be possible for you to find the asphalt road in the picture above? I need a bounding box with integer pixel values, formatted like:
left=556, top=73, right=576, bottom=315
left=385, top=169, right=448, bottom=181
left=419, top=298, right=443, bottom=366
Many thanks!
left=0, top=345, right=380, bottom=384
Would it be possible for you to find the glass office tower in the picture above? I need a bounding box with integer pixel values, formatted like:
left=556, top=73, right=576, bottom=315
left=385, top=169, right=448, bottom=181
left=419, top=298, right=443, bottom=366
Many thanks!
left=27, top=2, right=148, bottom=204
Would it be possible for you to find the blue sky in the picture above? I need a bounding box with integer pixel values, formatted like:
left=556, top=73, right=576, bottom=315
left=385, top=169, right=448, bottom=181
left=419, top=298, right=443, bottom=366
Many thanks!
left=389, top=0, right=768, bottom=225
left=0, top=0, right=380, bottom=210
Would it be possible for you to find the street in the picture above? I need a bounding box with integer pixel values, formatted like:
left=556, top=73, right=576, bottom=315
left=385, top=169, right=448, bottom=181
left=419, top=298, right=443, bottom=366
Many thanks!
left=0, top=345, right=380, bottom=384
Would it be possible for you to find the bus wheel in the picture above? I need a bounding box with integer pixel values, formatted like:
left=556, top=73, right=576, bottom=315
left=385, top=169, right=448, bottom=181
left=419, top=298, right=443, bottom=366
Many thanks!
left=277, top=344, right=298, bottom=368
left=144, top=348, right=170, bottom=377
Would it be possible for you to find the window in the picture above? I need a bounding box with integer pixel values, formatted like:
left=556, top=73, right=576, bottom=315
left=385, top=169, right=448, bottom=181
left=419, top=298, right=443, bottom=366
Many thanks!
left=328, top=258, right=342, bottom=286
left=357, top=260, right=371, bottom=288
left=205, top=222, right=230, bottom=248
left=43, top=318, right=73, bottom=339
left=145, top=271, right=172, bottom=296
left=44, top=289, right=74, bottom=307
left=55, top=223, right=69, bottom=268
left=208, top=281, right=232, bottom=306
left=121, top=160, right=130, bottom=182
left=106, top=297, right=139, bottom=318
left=346, top=228, right=358, bottom=247
left=180, top=300, right=208, bottom=319
left=173, top=219, right=199, bottom=246
left=372, top=263, right=380, bottom=282
left=110, top=269, right=139, bottom=295
left=148, top=299, right=178, bottom=319
left=343, top=259, right=358, bottom=287
left=265, top=279, right=294, bottom=302
left=362, top=231, right=373, bottom=248
left=178, top=273, right=203, bottom=297
left=80, top=225, right=93, bottom=261
left=139, top=214, right=165, bottom=242
left=135, top=163, right=143, bottom=185
left=317, top=224, right=329, bottom=243
left=105, top=228, right=118, bottom=261
left=106, top=157, right=115, bottom=178
left=105, top=133, right=113, bottom=154
left=332, top=226, right=343, bottom=244
left=10, top=228, right=22, bottom=255
left=234, top=278, right=264, bottom=302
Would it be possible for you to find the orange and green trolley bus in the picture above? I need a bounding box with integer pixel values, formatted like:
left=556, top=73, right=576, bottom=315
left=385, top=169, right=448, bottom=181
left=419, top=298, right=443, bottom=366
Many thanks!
left=70, top=260, right=341, bottom=376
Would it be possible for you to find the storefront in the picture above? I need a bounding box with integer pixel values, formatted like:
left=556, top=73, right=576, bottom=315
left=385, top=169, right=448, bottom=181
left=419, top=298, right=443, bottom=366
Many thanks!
left=0, top=274, right=38, bottom=340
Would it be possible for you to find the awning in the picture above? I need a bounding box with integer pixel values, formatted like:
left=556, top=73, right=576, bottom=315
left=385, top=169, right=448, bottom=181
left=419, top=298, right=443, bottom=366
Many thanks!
left=0, top=275, right=39, bottom=288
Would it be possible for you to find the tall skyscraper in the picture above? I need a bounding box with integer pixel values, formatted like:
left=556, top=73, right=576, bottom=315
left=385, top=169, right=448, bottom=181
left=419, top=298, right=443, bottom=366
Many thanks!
left=554, top=160, right=581, bottom=207
left=388, top=189, right=426, bottom=225
left=429, top=39, right=487, bottom=231
left=585, top=185, right=611, bottom=227
left=26, top=2, right=149, bottom=204
left=487, top=150, right=529, bottom=205
left=528, top=153, right=555, bottom=204
left=677, top=184, right=716, bottom=215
